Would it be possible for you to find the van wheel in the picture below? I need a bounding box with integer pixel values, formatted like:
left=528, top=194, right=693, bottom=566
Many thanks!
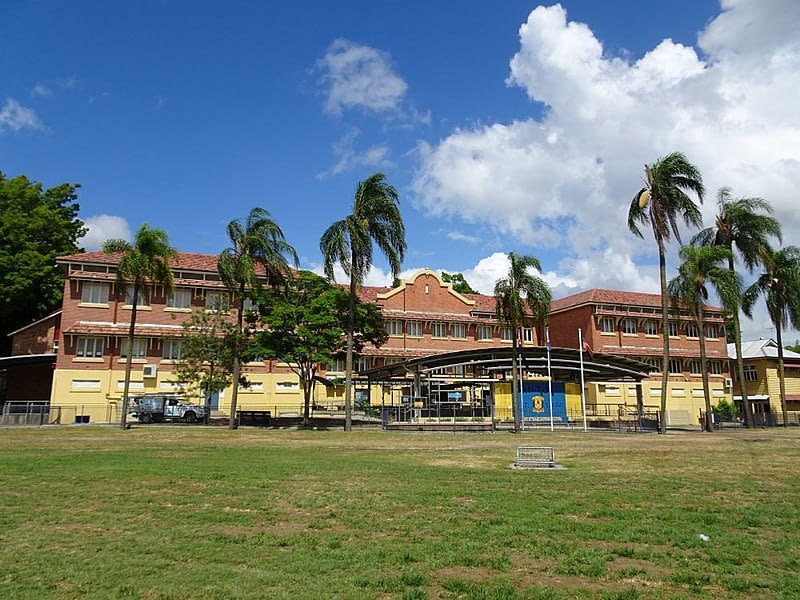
left=184, top=411, right=197, bottom=423
left=139, top=413, right=152, bottom=424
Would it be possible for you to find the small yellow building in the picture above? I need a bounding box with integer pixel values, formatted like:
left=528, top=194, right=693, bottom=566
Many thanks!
left=729, top=339, right=800, bottom=426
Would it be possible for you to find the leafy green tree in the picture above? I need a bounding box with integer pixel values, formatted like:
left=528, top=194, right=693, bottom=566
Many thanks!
left=251, top=271, right=388, bottom=426
left=494, top=253, right=551, bottom=432
left=786, top=341, right=800, bottom=354
left=628, top=151, right=704, bottom=433
left=693, top=188, right=782, bottom=427
left=668, top=244, right=742, bottom=432
left=0, top=172, right=85, bottom=353
left=742, top=246, right=800, bottom=427
left=171, top=302, right=240, bottom=424
left=104, top=224, right=176, bottom=428
left=320, top=173, right=406, bottom=431
left=714, top=397, right=738, bottom=421
left=218, top=208, right=298, bottom=429
left=442, top=271, right=478, bottom=294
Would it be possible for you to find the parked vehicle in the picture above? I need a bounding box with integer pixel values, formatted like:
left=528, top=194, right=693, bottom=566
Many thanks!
left=128, top=395, right=205, bottom=424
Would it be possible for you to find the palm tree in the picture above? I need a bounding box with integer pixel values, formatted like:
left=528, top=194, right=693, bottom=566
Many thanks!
left=693, top=188, right=782, bottom=427
left=742, top=246, right=800, bottom=427
left=104, top=224, right=177, bottom=429
left=668, top=244, right=742, bottom=432
left=219, top=208, right=298, bottom=430
left=320, top=173, right=406, bottom=432
left=628, top=151, right=704, bottom=433
left=494, top=253, right=552, bottom=433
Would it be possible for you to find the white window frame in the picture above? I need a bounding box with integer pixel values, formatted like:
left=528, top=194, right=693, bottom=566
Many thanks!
left=644, top=320, right=658, bottom=336
left=80, top=282, right=109, bottom=305
left=685, top=323, right=699, bottom=338
left=76, top=336, right=104, bottom=358
left=522, top=328, right=533, bottom=343
left=167, top=288, right=192, bottom=309
left=120, top=337, right=148, bottom=359
left=705, top=324, right=718, bottom=339
left=386, top=320, right=403, bottom=336
left=451, top=323, right=466, bottom=339
left=355, top=356, right=372, bottom=372
left=162, top=339, right=183, bottom=360
left=125, top=286, right=150, bottom=307
left=327, top=358, right=345, bottom=373
left=668, top=359, right=682, bottom=375
left=205, top=291, right=229, bottom=311
left=708, top=360, right=722, bottom=375
left=599, top=317, right=615, bottom=333
left=406, top=320, right=423, bottom=337
left=431, top=322, right=447, bottom=339
left=688, top=359, right=703, bottom=375
left=500, top=326, right=514, bottom=342
left=622, top=318, right=637, bottom=335
left=743, top=365, right=758, bottom=382
left=668, top=321, right=679, bottom=337
left=477, top=324, right=493, bottom=341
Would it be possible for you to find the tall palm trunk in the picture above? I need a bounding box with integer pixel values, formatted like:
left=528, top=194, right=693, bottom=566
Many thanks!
left=728, top=253, right=752, bottom=427
left=344, top=263, right=356, bottom=432
left=510, top=321, right=520, bottom=433
left=697, top=303, right=713, bottom=432
left=120, top=284, right=139, bottom=429
left=228, top=283, right=245, bottom=430
left=775, top=322, right=789, bottom=427
left=657, top=237, right=670, bottom=434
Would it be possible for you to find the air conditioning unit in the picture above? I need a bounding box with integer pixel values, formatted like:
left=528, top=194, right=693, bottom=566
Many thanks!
left=143, top=364, right=158, bottom=378
left=724, top=377, right=733, bottom=389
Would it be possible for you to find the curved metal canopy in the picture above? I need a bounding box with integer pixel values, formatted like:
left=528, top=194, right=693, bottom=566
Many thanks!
left=361, top=346, right=654, bottom=383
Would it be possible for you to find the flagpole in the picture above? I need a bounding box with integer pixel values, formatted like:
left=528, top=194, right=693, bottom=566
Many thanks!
left=546, top=326, right=554, bottom=431
left=579, top=328, right=588, bottom=432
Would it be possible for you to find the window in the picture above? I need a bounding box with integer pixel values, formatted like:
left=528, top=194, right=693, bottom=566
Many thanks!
left=668, top=321, right=679, bottom=337
left=162, top=339, right=183, bottom=360
left=355, top=356, right=371, bottom=372
left=522, top=328, right=533, bottom=343
left=685, top=323, right=699, bottom=338
left=708, top=360, right=722, bottom=375
left=688, top=359, right=703, bottom=375
left=644, top=320, right=658, bottom=336
left=120, top=338, right=147, bottom=359
left=71, top=379, right=101, bottom=390
left=705, top=324, right=718, bottom=338
left=477, top=324, right=493, bottom=340
left=327, top=358, right=345, bottom=373
left=501, top=327, right=514, bottom=341
left=643, top=357, right=661, bottom=372
left=668, top=359, right=682, bottom=374
left=451, top=364, right=465, bottom=375
left=406, top=320, right=422, bottom=337
left=167, top=288, right=192, bottom=309
left=599, top=317, right=615, bottom=333
left=81, top=282, right=109, bottom=304
left=743, top=365, right=758, bottom=382
left=125, top=286, right=150, bottom=307
left=385, top=320, right=403, bottom=336
left=622, top=318, right=637, bottom=334
left=76, top=337, right=104, bottom=358
left=451, top=323, right=466, bottom=339
left=431, top=322, right=447, bottom=338
left=205, top=291, right=229, bottom=311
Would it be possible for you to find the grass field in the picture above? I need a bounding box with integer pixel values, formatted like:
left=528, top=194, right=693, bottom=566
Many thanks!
left=0, top=426, right=798, bottom=599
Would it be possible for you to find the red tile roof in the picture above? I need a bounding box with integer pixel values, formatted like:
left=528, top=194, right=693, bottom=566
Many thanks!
left=57, top=250, right=222, bottom=272
left=550, top=288, right=722, bottom=313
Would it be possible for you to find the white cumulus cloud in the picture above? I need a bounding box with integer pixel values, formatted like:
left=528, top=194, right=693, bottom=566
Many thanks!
left=317, top=39, right=408, bottom=116
left=80, top=215, right=132, bottom=251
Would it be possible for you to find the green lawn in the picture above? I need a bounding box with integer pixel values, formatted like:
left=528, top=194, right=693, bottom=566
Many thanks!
left=0, top=426, right=798, bottom=599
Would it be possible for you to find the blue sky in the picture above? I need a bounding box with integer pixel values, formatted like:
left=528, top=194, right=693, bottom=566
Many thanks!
left=2, top=0, right=799, bottom=341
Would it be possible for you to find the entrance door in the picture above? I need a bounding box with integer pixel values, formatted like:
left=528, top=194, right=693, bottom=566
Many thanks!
left=208, top=391, right=219, bottom=411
